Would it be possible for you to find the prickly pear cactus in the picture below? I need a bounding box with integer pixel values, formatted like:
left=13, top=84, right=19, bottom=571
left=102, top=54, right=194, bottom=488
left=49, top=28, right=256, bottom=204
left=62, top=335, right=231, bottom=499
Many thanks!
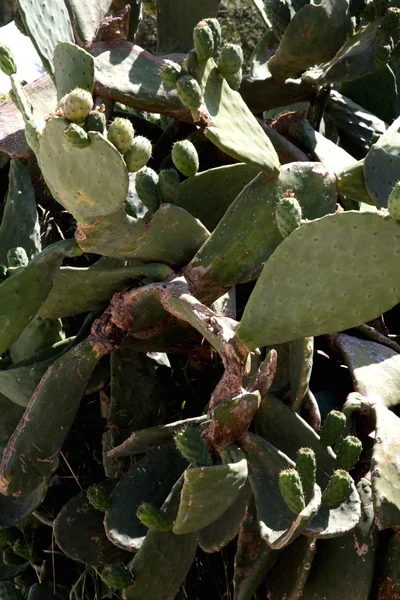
left=279, top=468, right=306, bottom=514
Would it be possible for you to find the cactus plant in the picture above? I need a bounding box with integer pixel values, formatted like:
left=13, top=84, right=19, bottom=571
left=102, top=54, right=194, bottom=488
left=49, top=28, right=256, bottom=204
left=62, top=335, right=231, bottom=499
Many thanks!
left=1, top=4, right=400, bottom=598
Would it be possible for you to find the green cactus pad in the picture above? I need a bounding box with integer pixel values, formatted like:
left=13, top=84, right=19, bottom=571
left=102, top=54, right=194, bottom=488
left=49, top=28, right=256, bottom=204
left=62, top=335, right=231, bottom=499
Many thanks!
left=224, top=69, right=243, bottom=91
left=124, top=136, right=152, bottom=172
left=157, top=169, right=180, bottom=204
left=100, top=564, right=134, bottom=591
left=0, top=44, right=16, bottom=76
left=321, top=470, right=351, bottom=506
left=238, top=212, right=400, bottom=349
left=16, top=0, right=74, bottom=77
left=173, top=446, right=248, bottom=534
left=296, top=448, right=317, bottom=497
left=267, top=535, right=317, bottom=600
left=319, top=411, right=346, bottom=447
left=176, top=74, right=203, bottom=110
left=64, top=123, right=90, bottom=148
left=53, top=42, right=94, bottom=101
left=171, top=139, right=199, bottom=177
left=0, top=582, right=24, bottom=599
left=39, top=116, right=129, bottom=222
left=218, top=43, right=243, bottom=76
left=136, top=503, right=174, bottom=531
left=198, top=481, right=251, bottom=553
left=364, top=120, right=400, bottom=208
left=275, top=193, right=302, bottom=238
left=185, top=162, right=336, bottom=303
left=63, top=0, right=119, bottom=44
left=289, top=337, right=314, bottom=410
left=107, top=117, right=135, bottom=154
left=193, top=21, right=215, bottom=62
left=0, top=160, right=41, bottom=265
left=279, top=468, right=306, bottom=514
left=377, top=532, right=400, bottom=599
left=159, top=60, right=182, bottom=89
left=203, top=17, right=222, bottom=50
left=10, top=315, right=63, bottom=363
left=233, top=495, right=280, bottom=600
left=104, top=443, right=187, bottom=551
left=123, top=477, right=198, bottom=600
left=175, top=427, right=212, bottom=467
left=54, top=482, right=130, bottom=565
left=84, top=110, right=106, bottom=134
left=0, top=238, right=80, bottom=357
left=371, top=404, right=400, bottom=529
left=388, top=181, right=400, bottom=221
left=336, top=333, right=400, bottom=409
left=242, top=433, right=321, bottom=549
left=6, top=248, right=28, bottom=268
left=134, top=167, right=160, bottom=213
left=0, top=338, right=103, bottom=497
left=336, top=436, right=362, bottom=471
left=87, top=484, right=112, bottom=512
left=302, top=479, right=377, bottom=600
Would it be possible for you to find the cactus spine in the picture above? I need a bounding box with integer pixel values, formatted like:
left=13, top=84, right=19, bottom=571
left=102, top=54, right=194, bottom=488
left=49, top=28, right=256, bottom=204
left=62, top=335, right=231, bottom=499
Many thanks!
left=174, top=427, right=212, bottom=467
left=279, top=468, right=306, bottom=514
left=319, top=410, right=346, bottom=447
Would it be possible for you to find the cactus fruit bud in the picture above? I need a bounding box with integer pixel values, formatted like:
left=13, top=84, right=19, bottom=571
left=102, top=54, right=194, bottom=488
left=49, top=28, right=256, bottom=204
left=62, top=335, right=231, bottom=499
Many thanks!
left=107, top=117, right=135, bottom=154
left=171, top=139, right=199, bottom=177
left=279, top=468, right=306, bottom=514
left=319, top=410, right=346, bottom=447
left=193, top=21, right=215, bottom=62
left=84, top=110, right=106, bottom=134
left=64, top=123, right=90, bottom=149
left=100, top=564, right=135, bottom=590
left=0, top=528, right=19, bottom=551
left=135, top=166, right=160, bottom=213
left=321, top=469, right=351, bottom=506
left=184, top=50, right=199, bottom=76
left=87, top=485, right=112, bottom=511
left=124, top=136, right=152, bottom=172
left=388, top=181, right=400, bottom=221
left=176, top=75, right=203, bottom=110
left=218, top=44, right=244, bottom=76
left=136, top=503, right=174, bottom=531
left=174, top=427, right=212, bottom=467
left=158, top=169, right=181, bottom=204
left=203, top=18, right=222, bottom=51
left=58, top=88, right=93, bottom=124
left=7, top=247, right=28, bottom=268
left=0, top=43, right=16, bottom=76
left=224, top=69, right=243, bottom=91
left=275, top=192, right=302, bottom=238
left=336, top=436, right=362, bottom=471
left=142, top=0, right=157, bottom=18
left=160, top=61, right=182, bottom=88
left=381, top=7, right=400, bottom=33
left=0, top=583, right=24, bottom=600
left=2, top=548, right=26, bottom=566
left=25, top=119, right=42, bottom=155
left=296, top=447, right=316, bottom=496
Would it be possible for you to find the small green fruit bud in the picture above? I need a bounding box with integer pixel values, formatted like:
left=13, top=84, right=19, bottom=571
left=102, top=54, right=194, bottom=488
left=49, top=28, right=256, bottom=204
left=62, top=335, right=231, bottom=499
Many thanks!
left=100, top=564, right=134, bottom=590
left=87, top=485, right=112, bottom=511
left=7, top=247, right=28, bottom=268
left=319, top=410, right=346, bottom=447
left=171, top=139, right=199, bottom=177
left=321, top=469, right=351, bottom=506
left=64, top=123, right=90, bottom=148
left=84, top=110, right=106, bottom=134
left=296, top=447, right=316, bottom=496
left=336, top=436, right=362, bottom=471
left=160, top=60, right=182, bottom=88
left=224, top=68, right=243, bottom=91
left=203, top=18, right=222, bottom=50
left=193, top=20, right=215, bottom=62
left=59, top=88, right=93, bottom=124
left=0, top=43, right=16, bottom=76
left=107, top=117, right=135, bottom=154
left=136, top=503, right=174, bottom=531
left=176, top=74, right=203, bottom=110
left=158, top=169, right=181, bottom=204
left=184, top=49, right=199, bottom=76
left=279, top=468, right=306, bottom=514
left=275, top=192, right=302, bottom=238
left=135, top=166, right=160, bottom=213
left=218, top=43, right=244, bottom=76
left=124, top=136, right=152, bottom=172
left=388, top=181, right=400, bottom=221
left=174, top=427, right=212, bottom=467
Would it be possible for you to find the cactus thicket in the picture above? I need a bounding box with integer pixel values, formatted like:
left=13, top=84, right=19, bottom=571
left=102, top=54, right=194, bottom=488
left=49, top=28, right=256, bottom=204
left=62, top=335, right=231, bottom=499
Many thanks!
left=0, top=2, right=399, bottom=598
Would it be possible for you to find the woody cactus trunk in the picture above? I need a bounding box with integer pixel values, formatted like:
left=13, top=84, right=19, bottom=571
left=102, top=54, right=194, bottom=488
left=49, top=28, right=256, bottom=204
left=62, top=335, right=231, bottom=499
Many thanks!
left=0, top=0, right=400, bottom=598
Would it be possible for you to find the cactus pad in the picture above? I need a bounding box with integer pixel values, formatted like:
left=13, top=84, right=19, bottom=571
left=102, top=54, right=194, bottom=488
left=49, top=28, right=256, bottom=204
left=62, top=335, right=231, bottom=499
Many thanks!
left=388, top=181, right=400, bottom=221
left=275, top=193, right=302, bottom=238
left=158, top=169, right=180, bottom=204
left=64, top=123, right=90, bottom=148
left=319, top=411, right=346, bottom=447
left=296, top=448, right=317, bottom=497
left=321, top=470, right=351, bottom=506
left=193, top=21, right=215, bottom=62
left=53, top=42, right=94, bottom=101
left=101, top=564, right=134, bottom=590
left=279, top=468, right=306, bottom=514
left=176, top=75, right=203, bottom=110
left=336, top=436, right=362, bottom=471
left=218, top=43, right=243, bottom=76
left=174, top=427, right=212, bottom=467
left=135, top=167, right=160, bottom=213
